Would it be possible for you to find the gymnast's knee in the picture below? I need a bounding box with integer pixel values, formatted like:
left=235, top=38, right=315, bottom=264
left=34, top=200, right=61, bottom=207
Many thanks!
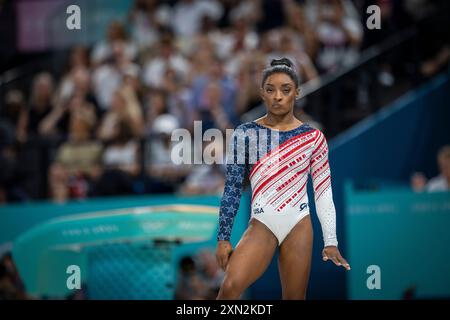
left=217, top=277, right=244, bottom=299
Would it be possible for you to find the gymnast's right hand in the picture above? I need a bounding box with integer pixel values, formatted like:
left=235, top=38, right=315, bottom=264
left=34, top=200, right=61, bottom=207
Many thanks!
left=216, top=240, right=233, bottom=271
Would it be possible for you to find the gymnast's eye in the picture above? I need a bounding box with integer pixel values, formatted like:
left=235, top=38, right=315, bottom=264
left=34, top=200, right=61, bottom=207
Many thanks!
left=265, top=88, right=273, bottom=93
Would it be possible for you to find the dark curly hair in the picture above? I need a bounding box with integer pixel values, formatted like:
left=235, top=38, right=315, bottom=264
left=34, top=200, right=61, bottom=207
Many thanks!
left=261, top=57, right=299, bottom=88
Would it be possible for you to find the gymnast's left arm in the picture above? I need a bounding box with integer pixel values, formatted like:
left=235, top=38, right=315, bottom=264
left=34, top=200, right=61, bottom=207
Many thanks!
left=310, top=130, right=351, bottom=271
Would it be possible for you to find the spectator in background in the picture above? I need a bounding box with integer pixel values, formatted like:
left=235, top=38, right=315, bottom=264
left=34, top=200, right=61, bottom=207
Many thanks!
left=285, top=1, right=319, bottom=64
left=188, top=35, right=216, bottom=81
left=68, top=45, right=91, bottom=70
left=55, top=46, right=101, bottom=115
left=171, top=0, right=223, bottom=40
left=91, top=21, right=138, bottom=67
left=174, top=255, right=209, bottom=300
left=207, top=9, right=259, bottom=62
left=196, top=249, right=225, bottom=299
left=258, top=29, right=280, bottom=57
left=307, top=0, right=362, bottom=74
left=48, top=106, right=101, bottom=202
left=179, top=139, right=225, bottom=195
left=93, top=120, right=140, bottom=196
left=279, top=2, right=321, bottom=84
left=141, top=33, right=190, bottom=90
left=233, top=51, right=267, bottom=114
left=97, top=86, right=144, bottom=142
left=128, top=0, right=171, bottom=52
left=228, top=0, right=261, bottom=30
left=57, top=46, right=91, bottom=102
left=196, top=81, right=234, bottom=132
left=0, top=120, right=17, bottom=203
left=256, top=0, right=285, bottom=33
left=274, top=28, right=319, bottom=84
left=144, top=88, right=185, bottom=133
left=0, top=91, right=36, bottom=202
left=410, top=172, right=427, bottom=193
left=39, top=70, right=98, bottom=140
left=23, top=72, right=55, bottom=139
left=228, top=12, right=259, bottom=54
left=93, top=40, right=141, bottom=112
left=190, top=55, right=239, bottom=128
left=0, top=252, right=27, bottom=300
left=215, top=0, right=240, bottom=29
left=0, top=262, right=17, bottom=299
left=426, top=145, right=450, bottom=192
left=144, top=89, right=171, bottom=134
left=2, top=90, right=27, bottom=144
left=145, top=114, right=191, bottom=193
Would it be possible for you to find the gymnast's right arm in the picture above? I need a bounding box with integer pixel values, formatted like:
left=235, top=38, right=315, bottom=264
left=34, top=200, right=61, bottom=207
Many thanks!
left=216, top=131, right=246, bottom=270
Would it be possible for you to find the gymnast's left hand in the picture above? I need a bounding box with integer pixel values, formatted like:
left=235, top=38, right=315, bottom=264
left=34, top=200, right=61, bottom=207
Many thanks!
left=322, top=246, right=351, bottom=270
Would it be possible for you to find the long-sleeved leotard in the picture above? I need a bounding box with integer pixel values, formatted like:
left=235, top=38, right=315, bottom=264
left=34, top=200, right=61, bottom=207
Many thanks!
left=217, top=121, right=338, bottom=247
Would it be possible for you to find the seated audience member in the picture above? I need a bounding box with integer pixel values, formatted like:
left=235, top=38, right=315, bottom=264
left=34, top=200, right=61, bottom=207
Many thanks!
left=145, top=114, right=192, bottom=193
left=174, top=256, right=209, bottom=300
left=426, top=145, right=450, bottom=192
left=93, top=120, right=140, bottom=196
left=179, top=140, right=225, bottom=195
left=48, top=108, right=101, bottom=202
left=410, top=172, right=427, bottom=193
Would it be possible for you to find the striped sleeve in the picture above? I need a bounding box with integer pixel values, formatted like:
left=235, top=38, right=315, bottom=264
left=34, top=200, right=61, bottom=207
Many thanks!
left=310, top=130, right=338, bottom=247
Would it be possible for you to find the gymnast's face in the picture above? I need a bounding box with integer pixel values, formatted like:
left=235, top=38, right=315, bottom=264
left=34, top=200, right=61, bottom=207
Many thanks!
left=261, top=73, right=299, bottom=116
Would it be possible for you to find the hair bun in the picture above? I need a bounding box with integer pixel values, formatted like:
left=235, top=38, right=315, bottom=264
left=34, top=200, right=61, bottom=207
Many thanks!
left=270, top=58, right=294, bottom=68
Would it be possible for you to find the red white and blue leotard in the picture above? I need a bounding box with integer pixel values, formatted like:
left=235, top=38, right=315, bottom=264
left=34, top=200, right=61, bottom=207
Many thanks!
left=218, top=121, right=338, bottom=247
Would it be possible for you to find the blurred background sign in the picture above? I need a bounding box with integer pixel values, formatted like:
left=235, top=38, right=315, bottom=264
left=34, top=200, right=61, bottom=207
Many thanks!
left=17, top=0, right=133, bottom=52
left=346, top=182, right=450, bottom=299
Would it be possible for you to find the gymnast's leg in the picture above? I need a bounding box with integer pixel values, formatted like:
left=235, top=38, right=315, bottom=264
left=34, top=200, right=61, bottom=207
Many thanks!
left=217, top=219, right=278, bottom=299
left=278, top=215, right=313, bottom=300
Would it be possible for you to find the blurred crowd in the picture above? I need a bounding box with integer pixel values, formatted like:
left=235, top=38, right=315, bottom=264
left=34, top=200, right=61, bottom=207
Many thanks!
left=0, top=0, right=449, bottom=204
left=0, top=0, right=449, bottom=301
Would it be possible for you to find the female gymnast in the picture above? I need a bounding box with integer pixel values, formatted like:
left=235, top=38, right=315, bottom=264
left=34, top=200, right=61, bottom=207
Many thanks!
left=216, top=57, right=350, bottom=300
